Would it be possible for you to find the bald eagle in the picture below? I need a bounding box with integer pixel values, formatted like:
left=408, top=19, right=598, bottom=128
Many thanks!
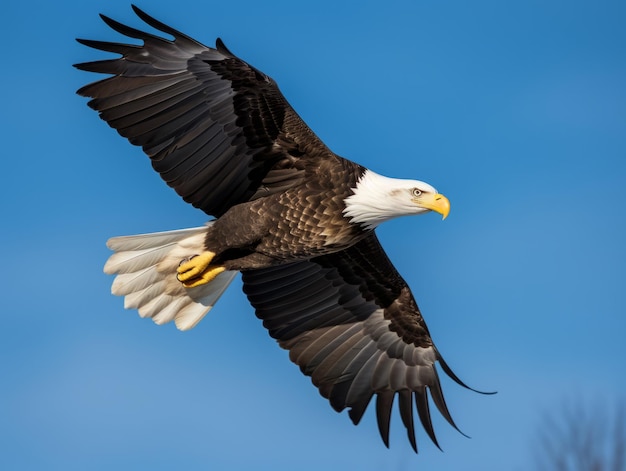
left=76, top=5, right=487, bottom=453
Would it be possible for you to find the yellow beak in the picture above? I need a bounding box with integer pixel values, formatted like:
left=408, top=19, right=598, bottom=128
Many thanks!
left=414, top=193, right=450, bottom=220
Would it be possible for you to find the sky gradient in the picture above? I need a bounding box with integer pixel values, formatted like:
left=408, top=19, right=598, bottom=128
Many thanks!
left=2, top=0, right=625, bottom=469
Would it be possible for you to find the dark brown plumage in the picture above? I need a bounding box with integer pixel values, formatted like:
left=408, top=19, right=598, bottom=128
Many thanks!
left=76, top=5, right=488, bottom=453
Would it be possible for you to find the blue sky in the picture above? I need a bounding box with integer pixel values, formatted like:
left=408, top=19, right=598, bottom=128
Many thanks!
left=2, top=0, right=625, bottom=469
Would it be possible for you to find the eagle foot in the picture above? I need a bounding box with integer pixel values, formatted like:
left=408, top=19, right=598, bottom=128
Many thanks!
left=176, top=251, right=225, bottom=288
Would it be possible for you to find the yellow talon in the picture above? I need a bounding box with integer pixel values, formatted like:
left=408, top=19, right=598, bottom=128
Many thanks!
left=177, top=251, right=225, bottom=288
left=181, top=266, right=226, bottom=288
left=177, top=251, right=216, bottom=281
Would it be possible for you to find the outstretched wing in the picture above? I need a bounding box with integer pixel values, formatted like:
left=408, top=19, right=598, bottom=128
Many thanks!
left=242, top=233, right=478, bottom=452
left=75, top=5, right=333, bottom=217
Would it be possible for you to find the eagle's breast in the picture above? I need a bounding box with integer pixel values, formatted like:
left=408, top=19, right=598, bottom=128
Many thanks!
left=259, top=158, right=368, bottom=258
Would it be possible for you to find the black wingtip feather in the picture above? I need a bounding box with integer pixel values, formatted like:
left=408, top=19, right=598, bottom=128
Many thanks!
left=375, top=391, right=394, bottom=448
left=72, top=58, right=122, bottom=75
left=130, top=4, right=144, bottom=16
left=130, top=5, right=170, bottom=33
left=429, top=370, right=470, bottom=439
left=415, top=388, right=442, bottom=451
left=130, top=4, right=204, bottom=47
left=99, top=12, right=162, bottom=42
left=347, top=391, right=374, bottom=426
left=216, top=38, right=235, bottom=57
left=438, top=353, right=497, bottom=395
left=398, top=390, right=418, bottom=453
left=75, top=38, right=139, bottom=55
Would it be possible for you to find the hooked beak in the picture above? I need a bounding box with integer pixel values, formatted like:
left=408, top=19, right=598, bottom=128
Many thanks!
left=414, top=193, right=451, bottom=220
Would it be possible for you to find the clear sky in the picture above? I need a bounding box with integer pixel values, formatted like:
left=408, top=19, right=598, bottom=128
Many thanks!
left=2, top=0, right=625, bottom=469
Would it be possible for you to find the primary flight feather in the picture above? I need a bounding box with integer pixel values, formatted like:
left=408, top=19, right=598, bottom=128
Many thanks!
left=75, top=5, right=485, bottom=452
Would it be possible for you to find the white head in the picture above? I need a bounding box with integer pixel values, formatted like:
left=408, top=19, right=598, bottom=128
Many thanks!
left=343, top=169, right=450, bottom=230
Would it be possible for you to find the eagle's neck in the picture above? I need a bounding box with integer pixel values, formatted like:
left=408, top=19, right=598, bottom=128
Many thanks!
left=343, top=169, right=419, bottom=230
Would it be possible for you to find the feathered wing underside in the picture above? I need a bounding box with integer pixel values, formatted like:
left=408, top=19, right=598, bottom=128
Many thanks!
left=75, top=5, right=333, bottom=217
left=242, top=233, right=473, bottom=452
left=104, top=224, right=238, bottom=331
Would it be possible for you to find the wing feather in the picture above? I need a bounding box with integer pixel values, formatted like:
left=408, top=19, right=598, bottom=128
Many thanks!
left=242, top=233, right=477, bottom=452
left=76, top=6, right=334, bottom=217
left=376, top=390, right=395, bottom=448
left=415, top=388, right=441, bottom=450
left=398, top=389, right=418, bottom=452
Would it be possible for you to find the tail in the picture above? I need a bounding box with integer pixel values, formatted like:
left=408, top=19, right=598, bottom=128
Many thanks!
left=103, top=223, right=238, bottom=331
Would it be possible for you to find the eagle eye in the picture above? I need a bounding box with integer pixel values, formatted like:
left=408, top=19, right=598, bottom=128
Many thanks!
left=411, top=188, right=422, bottom=197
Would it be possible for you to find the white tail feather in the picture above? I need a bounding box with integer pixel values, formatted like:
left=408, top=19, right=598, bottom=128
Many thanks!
left=104, top=224, right=238, bottom=331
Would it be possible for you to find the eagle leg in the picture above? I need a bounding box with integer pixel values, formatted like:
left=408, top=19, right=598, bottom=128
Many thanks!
left=176, top=251, right=226, bottom=288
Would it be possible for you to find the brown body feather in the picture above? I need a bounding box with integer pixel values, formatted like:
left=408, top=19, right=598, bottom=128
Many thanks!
left=208, top=157, right=367, bottom=270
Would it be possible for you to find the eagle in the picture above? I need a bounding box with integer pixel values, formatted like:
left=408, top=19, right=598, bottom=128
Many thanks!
left=75, top=5, right=486, bottom=453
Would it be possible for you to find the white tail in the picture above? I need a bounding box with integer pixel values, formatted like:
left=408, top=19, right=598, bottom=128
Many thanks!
left=103, top=223, right=238, bottom=331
